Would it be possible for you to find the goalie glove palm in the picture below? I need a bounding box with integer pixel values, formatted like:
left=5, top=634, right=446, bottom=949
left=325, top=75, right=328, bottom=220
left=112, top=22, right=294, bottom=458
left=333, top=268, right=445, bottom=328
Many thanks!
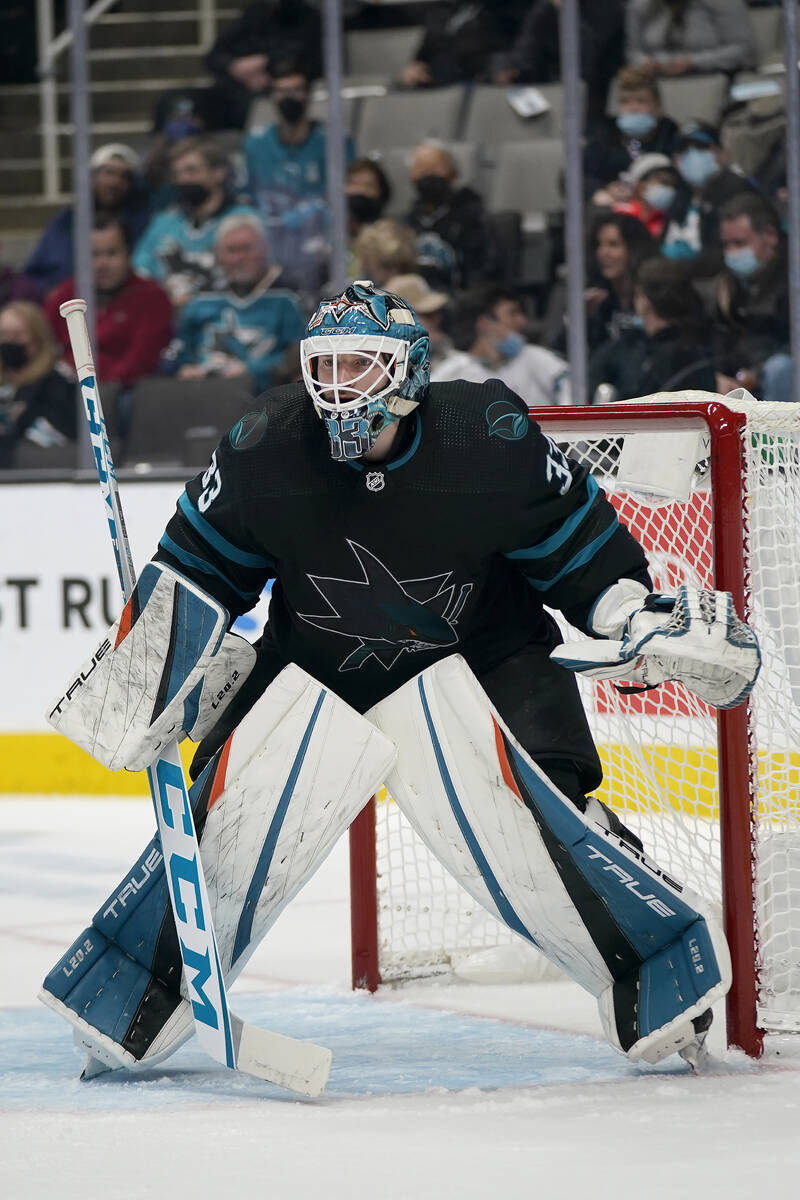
left=551, top=586, right=761, bottom=710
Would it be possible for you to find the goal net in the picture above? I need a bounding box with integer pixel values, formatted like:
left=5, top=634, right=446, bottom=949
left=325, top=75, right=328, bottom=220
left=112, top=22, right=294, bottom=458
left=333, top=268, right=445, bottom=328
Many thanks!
left=348, top=395, right=800, bottom=1055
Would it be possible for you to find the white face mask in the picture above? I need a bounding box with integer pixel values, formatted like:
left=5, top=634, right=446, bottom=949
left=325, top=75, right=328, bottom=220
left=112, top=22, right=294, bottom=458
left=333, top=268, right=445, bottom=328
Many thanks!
left=643, top=182, right=676, bottom=213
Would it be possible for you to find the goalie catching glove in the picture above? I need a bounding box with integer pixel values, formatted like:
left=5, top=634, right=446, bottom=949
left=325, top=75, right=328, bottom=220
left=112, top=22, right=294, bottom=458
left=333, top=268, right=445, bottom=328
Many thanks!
left=551, top=581, right=760, bottom=710
left=47, top=562, right=255, bottom=771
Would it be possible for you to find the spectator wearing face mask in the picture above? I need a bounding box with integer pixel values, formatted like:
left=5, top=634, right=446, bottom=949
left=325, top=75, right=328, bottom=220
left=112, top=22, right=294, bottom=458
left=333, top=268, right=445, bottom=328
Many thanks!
left=25, top=144, right=150, bottom=293
left=584, top=67, right=679, bottom=203
left=588, top=257, right=715, bottom=402
left=662, top=120, right=756, bottom=275
left=244, top=60, right=355, bottom=296
left=0, top=301, right=76, bottom=468
left=406, top=143, right=493, bottom=290
left=144, top=90, right=219, bottom=212
left=345, top=159, right=392, bottom=241
left=431, top=285, right=570, bottom=407
left=204, top=1, right=322, bottom=130
left=133, top=136, right=258, bottom=308
left=714, top=194, right=790, bottom=404
left=612, top=154, right=681, bottom=239
left=626, top=0, right=756, bottom=79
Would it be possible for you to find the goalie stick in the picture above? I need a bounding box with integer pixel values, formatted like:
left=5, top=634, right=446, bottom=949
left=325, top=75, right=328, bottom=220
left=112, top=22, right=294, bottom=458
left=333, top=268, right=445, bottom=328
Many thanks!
left=54, top=298, right=332, bottom=1098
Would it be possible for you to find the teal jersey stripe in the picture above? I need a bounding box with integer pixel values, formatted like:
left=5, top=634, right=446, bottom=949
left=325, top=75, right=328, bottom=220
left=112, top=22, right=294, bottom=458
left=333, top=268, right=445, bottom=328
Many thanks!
left=387, top=412, right=422, bottom=470
left=506, top=476, right=601, bottom=562
left=178, top=491, right=275, bottom=569
left=158, top=532, right=263, bottom=602
left=523, top=517, right=620, bottom=592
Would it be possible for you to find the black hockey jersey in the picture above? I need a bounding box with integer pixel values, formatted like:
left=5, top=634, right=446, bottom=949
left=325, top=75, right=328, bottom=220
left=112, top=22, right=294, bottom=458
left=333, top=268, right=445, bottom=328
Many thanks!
left=154, top=378, right=651, bottom=716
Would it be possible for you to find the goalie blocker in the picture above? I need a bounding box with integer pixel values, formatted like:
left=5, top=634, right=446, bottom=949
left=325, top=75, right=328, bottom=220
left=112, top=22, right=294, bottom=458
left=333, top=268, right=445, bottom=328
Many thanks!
left=47, top=562, right=256, bottom=771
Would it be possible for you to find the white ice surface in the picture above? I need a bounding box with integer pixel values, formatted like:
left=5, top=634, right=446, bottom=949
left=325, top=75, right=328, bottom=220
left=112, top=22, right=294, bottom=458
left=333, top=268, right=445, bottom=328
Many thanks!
left=3, top=796, right=800, bottom=1200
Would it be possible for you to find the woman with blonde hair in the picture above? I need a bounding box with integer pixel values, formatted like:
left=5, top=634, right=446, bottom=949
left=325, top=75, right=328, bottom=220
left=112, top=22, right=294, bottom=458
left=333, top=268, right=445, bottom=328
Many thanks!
left=351, top=219, right=418, bottom=288
left=0, top=300, right=76, bottom=467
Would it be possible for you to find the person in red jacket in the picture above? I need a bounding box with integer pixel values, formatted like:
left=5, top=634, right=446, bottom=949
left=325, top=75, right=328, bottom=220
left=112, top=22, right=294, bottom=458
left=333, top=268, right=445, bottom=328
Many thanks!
left=46, top=214, right=172, bottom=388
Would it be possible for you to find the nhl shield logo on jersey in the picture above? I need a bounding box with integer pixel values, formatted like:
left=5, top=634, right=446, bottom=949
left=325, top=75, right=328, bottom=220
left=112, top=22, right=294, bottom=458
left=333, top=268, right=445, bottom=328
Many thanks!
left=365, top=471, right=385, bottom=492
left=485, top=401, right=529, bottom=441
left=229, top=410, right=268, bottom=450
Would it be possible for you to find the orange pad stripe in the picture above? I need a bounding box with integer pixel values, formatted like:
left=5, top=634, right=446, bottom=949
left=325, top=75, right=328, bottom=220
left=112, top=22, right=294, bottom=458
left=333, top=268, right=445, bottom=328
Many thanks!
left=492, top=715, right=523, bottom=803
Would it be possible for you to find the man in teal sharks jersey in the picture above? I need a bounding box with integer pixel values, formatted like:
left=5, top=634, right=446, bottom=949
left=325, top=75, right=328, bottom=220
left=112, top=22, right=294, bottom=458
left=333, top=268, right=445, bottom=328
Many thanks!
left=166, top=212, right=307, bottom=391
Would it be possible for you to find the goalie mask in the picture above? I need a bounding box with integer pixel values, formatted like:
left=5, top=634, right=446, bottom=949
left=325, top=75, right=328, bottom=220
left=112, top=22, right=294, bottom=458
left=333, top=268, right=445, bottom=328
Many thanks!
left=301, top=280, right=430, bottom=461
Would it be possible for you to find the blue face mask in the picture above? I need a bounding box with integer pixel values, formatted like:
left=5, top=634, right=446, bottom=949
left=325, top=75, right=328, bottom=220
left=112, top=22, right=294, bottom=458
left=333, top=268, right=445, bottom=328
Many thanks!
left=662, top=240, right=698, bottom=261
left=616, top=111, right=657, bottom=138
left=642, top=183, right=676, bottom=213
left=495, top=331, right=526, bottom=361
left=724, top=246, right=761, bottom=279
left=677, top=148, right=719, bottom=188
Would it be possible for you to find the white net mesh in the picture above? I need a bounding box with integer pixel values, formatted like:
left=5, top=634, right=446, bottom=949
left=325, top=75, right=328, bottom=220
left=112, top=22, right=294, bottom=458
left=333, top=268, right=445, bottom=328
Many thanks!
left=371, top=398, right=800, bottom=1032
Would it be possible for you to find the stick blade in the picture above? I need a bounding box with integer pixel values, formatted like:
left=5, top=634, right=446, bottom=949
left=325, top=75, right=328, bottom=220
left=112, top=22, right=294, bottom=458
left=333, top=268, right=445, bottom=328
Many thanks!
left=231, top=1013, right=332, bottom=1097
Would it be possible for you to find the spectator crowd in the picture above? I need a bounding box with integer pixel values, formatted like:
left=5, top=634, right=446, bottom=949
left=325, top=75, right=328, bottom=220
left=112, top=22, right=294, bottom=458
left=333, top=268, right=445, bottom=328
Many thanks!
left=0, top=0, right=793, bottom=469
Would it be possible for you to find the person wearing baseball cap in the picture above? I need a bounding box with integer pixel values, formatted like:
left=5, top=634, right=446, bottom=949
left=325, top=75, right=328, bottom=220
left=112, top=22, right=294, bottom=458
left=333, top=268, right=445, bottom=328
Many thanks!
left=24, top=142, right=150, bottom=292
left=661, top=119, right=756, bottom=275
left=384, top=273, right=452, bottom=368
left=614, top=152, right=680, bottom=238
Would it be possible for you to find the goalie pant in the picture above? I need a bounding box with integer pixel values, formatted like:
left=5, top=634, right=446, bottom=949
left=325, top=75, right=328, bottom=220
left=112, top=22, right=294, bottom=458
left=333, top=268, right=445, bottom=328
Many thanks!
left=39, top=665, right=395, bottom=1073
left=42, top=657, right=729, bottom=1071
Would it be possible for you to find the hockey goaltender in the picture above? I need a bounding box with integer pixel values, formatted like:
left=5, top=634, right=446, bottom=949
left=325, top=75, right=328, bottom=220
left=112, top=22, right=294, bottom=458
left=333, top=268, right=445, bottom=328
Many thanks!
left=42, top=281, right=760, bottom=1080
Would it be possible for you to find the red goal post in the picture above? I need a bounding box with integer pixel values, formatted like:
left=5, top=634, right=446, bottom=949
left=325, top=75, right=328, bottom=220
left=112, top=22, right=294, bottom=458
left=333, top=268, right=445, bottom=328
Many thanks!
left=349, top=396, right=800, bottom=1059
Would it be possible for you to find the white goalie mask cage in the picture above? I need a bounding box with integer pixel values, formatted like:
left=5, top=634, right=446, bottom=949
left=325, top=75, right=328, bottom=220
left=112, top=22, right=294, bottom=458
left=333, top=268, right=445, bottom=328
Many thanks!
left=300, top=333, right=412, bottom=420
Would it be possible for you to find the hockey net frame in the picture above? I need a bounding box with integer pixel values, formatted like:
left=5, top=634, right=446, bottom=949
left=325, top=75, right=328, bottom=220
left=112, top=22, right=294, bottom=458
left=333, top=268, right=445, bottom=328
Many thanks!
left=349, top=396, right=800, bottom=1058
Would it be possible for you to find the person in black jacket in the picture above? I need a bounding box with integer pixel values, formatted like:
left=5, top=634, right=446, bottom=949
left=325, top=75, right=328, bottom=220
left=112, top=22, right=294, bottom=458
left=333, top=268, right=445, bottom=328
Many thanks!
left=713, top=193, right=790, bottom=402
left=494, top=0, right=625, bottom=129
left=0, top=300, right=76, bottom=469
left=406, top=143, right=493, bottom=289
left=204, top=0, right=322, bottom=129
left=584, top=66, right=679, bottom=201
left=662, top=119, right=756, bottom=277
left=588, top=257, right=715, bottom=402
left=400, top=0, right=529, bottom=87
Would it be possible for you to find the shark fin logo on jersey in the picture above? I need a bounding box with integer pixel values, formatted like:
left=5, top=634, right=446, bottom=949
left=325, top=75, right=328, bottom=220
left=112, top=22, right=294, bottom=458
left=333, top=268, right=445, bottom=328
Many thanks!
left=298, top=541, right=473, bottom=671
left=486, top=400, right=528, bottom=441
left=229, top=410, right=269, bottom=450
